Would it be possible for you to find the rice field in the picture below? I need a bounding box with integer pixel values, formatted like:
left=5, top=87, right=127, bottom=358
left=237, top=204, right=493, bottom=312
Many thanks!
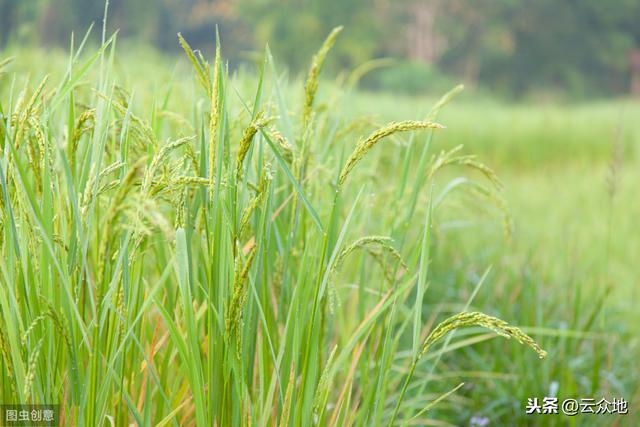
left=0, top=29, right=638, bottom=426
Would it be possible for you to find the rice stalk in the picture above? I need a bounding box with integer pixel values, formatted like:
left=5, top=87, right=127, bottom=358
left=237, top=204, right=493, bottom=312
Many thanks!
left=23, top=338, right=44, bottom=402
left=97, top=159, right=145, bottom=286
left=278, top=364, right=297, bottom=427
left=225, top=246, right=258, bottom=348
left=178, top=33, right=212, bottom=96
left=303, top=26, right=343, bottom=129
left=390, top=311, right=546, bottom=424
left=0, top=28, right=558, bottom=426
left=208, top=41, right=221, bottom=199
left=0, top=319, right=16, bottom=389
left=313, top=344, right=338, bottom=419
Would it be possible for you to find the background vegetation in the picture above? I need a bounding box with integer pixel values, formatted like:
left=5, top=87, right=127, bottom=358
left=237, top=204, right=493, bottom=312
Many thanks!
left=2, top=0, right=640, bottom=98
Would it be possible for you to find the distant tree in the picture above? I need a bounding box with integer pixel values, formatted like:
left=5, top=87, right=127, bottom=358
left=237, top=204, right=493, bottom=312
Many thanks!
left=0, top=0, right=17, bottom=48
left=238, top=0, right=386, bottom=73
left=433, top=0, right=640, bottom=97
left=3, top=0, right=640, bottom=97
left=405, top=0, right=444, bottom=64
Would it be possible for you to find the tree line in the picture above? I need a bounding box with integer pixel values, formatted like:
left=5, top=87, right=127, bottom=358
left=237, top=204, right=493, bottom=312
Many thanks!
left=1, top=0, right=639, bottom=98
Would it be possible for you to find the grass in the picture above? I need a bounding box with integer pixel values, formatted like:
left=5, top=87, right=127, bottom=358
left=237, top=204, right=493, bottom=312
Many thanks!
left=1, top=28, right=638, bottom=427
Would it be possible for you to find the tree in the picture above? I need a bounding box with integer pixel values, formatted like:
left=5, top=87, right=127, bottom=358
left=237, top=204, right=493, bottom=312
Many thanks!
left=0, top=0, right=17, bottom=48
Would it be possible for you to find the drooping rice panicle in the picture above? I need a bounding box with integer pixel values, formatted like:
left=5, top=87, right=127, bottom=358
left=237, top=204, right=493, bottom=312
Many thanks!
left=235, top=112, right=272, bottom=183
left=339, top=120, right=444, bottom=185
left=142, top=135, right=194, bottom=193
left=391, top=311, right=546, bottom=424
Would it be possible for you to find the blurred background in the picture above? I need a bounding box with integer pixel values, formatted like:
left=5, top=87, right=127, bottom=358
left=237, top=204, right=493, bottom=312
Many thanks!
left=2, top=0, right=640, bottom=100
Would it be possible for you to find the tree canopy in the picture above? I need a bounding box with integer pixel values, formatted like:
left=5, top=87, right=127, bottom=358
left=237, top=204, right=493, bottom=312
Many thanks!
left=1, top=0, right=639, bottom=98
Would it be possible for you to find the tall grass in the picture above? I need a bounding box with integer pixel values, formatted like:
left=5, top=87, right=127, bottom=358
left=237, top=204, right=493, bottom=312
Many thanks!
left=0, top=28, right=551, bottom=426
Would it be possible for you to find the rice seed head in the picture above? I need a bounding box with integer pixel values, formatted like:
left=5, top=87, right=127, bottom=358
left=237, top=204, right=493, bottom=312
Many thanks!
left=278, top=364, right=297, bottom=427
left=71, top=108, right=96, bottom=148
left=339, top=120, right=444, bottom=186
left=0, top=319, right=16, bottom=387
left=25, top=75, right=49, bottom=116
left=142, top=135, right=194, bottom=193
left=365, top=247, right=402, bottom=283
left=129, top=197, right=174, bottom=240
left=235, top=113, right=272, bottom=182
left=456, top=157, right=503, bottom=189
left=21, top=315, right=47, bottom=347
left=303, top=26, right=343, bottom=128
left=26, top=117, right=49, bottom=190
left=174, top=176, right=211, bottom=187
left=98, top=159, right=145, bottom=285
left=174, top=187, right=188, bottom=229
left=226, top=246, right=258, bottom=347
left=208, top=42, right=221, bottom=198
left=80, top=163, right=99, bottom=218
left=82, top=161, right=135, bottom=218
left=427, top=84, right=464, bottom=121
left=313, top=344, right=338, bottom=417
left=420, top=311, right=547, bottom=359
left=238, top=170, right=271, bottom=238
left=44, top=305, right=73, bottom=357
left=178, top=33, right=212, bottom=96
left=471, top=182, right=514, bottom=238
left=96, top=93, right=157, bottom=148
left=329, top=236, right=407, bottom=312
left=269, top=127, right=294, bottom=163
left=100, top=161, right=125, bottom=179
left=333, top=236, right=406, bottom=273
left=426, top=145, right=502, bottom=189
left=13, top=77, right=48, bottom=150
left=0, top=56, right=14, bottom=76
left=70, top=105, right=95, bottom=174
left=116, top=282, right=126, bottom=339
left=23, top=338, right=44, bottom=402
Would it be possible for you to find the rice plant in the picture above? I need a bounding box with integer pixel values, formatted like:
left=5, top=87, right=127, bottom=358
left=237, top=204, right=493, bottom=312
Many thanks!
left=0, top=27, right=546, bottom=426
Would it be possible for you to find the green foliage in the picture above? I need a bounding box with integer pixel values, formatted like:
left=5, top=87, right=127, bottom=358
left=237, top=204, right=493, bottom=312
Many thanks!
left=435, top=0, right=640, bottom=97
left=0, top=28, right=555, bottom=426
left=365, top=60, right=457, bottom=95
left=1, top=23, right=639, bottom=426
